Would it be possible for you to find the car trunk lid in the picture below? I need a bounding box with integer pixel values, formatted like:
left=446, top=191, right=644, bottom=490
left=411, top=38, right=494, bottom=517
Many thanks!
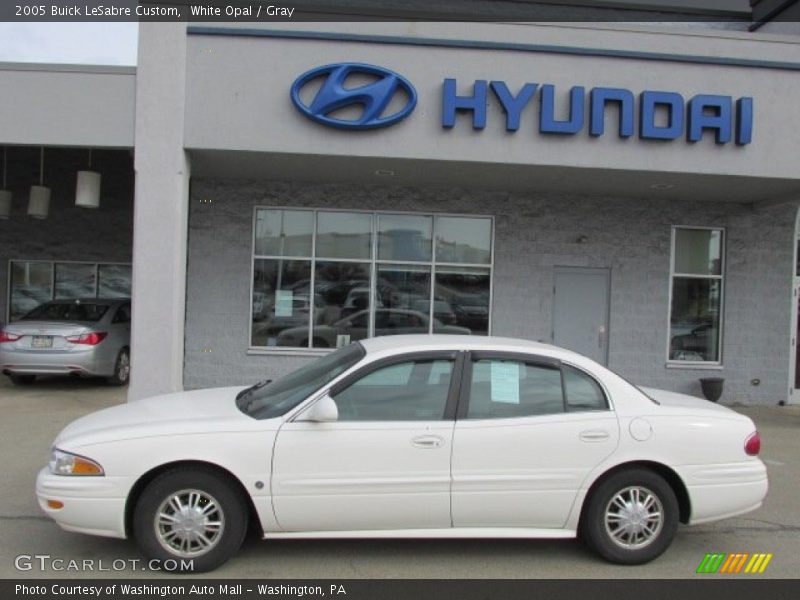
left=639, top=386, right=737, bottom=415
left=2, top=321, right=94, bottom=350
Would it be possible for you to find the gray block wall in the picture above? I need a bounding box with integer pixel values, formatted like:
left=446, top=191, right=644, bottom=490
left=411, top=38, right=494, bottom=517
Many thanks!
left=0, top=148, right=134, bottom=324
left=185, top=178, right=798, bottom=405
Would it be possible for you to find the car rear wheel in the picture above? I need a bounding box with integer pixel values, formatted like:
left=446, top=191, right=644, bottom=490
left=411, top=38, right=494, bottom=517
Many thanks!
left=8, top=374, right=36, bottom=385
left=133, top=467, right=248, bottom=572
left=107, top=348, right=130, bottom=386
left=581, top=468, right=679, bottom=565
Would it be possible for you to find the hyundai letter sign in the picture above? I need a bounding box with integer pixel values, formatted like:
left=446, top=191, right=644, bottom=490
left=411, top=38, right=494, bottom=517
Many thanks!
left=290, top=63, right=753, bottom=145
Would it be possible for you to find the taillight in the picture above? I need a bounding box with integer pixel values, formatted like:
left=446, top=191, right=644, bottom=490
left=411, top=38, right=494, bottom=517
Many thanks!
left=0, top=331, right=21, bottom=343
left=744, top=431, right=761, bottom=456
left=65, top=332, right=107, bottom=345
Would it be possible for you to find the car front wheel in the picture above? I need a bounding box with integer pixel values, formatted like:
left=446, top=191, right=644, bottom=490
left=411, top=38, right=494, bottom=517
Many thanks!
left=133, top=467, right=248, bottom=572
left=581, top=468, right=679, bottom=565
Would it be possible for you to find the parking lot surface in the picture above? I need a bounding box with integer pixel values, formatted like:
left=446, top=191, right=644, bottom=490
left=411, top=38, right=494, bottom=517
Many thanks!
left=1, top=375, right=798, bottom=579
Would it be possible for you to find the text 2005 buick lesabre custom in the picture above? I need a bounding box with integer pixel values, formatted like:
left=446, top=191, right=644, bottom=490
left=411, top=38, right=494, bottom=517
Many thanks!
left=36, top=335, right=767, bottom=572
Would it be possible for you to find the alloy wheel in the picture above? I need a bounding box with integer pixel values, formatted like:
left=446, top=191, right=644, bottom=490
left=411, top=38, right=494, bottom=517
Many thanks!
left=603, top=485, right=664, bottom=550
left=154, top=489, right=225, bottom=558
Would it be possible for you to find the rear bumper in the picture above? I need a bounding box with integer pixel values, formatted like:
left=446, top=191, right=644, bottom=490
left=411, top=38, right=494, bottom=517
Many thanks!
left=677, top=460, right=769, bottom=525
left=0, top=346, right=112, bottom=377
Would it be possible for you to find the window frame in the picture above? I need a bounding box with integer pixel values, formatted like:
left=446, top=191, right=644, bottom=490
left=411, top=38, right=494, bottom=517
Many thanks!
left=318, top=350, right=465, bottom=422
left=458, top=351, right=565, bottom=420
left=6, top=259, right=132, bottom=322
left=561, top=363, right=611, bottom=413
left=456, top=351, right=612, bottom=420
left=666, top=225, right=726, bottom=368
left=249, top=206, right=495, bottom=354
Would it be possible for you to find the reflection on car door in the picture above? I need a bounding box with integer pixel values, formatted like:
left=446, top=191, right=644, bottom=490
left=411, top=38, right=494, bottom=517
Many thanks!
left=271, top=352, right=459, bottom=532
left=451, top=352, right=619, bottom=528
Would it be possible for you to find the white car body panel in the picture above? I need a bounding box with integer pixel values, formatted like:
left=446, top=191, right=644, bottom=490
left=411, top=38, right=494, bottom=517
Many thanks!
left=35, top=335, right=767, bottom=550
left=451, top=412, right=619, bottom=528
left=272, top=420, right=454, bottom=531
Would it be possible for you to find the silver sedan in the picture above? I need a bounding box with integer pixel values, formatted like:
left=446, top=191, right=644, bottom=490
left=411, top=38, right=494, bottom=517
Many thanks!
left=0, top=298, right=131, bottom=385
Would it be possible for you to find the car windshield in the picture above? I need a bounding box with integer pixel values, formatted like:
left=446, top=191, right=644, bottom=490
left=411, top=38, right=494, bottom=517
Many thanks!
left=237, top=342, right=366, bottom=419
left=22, top=302, right=110, bottom=322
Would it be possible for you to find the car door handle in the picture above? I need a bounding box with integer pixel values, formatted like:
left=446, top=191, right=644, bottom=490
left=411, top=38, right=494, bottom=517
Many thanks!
left=411, top=434, right=445, bottom=449
left=579, top=429, right=610, bottom=442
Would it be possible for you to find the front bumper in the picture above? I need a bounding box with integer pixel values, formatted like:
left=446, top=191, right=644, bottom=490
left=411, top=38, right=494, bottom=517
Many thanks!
left=35, top=467, right=129, bottom=538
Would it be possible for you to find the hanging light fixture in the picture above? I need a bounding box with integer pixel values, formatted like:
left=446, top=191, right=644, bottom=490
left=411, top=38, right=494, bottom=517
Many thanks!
left=75, top=148, right=101, bottom=209
left=28, top=147, right=51, bottom=219
left=0, top=147, right=11, bottom=219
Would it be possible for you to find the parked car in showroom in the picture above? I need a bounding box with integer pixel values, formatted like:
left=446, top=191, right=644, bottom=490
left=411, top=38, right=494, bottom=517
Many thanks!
left=670, top=319, right=716, bottom=361
left=276, top=308, right=471, bottom=347
left=36, top=335, right=766, bottom=572
left=0, top=298, right=131, bottom=385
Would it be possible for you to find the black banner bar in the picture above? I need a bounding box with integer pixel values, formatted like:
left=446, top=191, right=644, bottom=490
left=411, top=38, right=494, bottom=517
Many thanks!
left=1, top=0, right=791, bottom=23
left=4, top=579, right=800, bottom=600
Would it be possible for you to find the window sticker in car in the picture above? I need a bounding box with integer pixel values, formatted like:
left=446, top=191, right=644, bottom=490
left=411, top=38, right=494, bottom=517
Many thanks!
left=275, top=290, right=294, bottom=317
left=491, top=361, right=520, bottom=404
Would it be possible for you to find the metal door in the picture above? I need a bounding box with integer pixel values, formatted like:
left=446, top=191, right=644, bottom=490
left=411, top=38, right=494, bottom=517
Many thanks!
left=552, top=267, right=610, bottom=365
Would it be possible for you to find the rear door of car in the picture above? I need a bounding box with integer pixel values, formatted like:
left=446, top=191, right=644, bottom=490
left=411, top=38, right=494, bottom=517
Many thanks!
left=450, top=351, right=619, bottom=528
left=271, top=351, right=463, bottom=532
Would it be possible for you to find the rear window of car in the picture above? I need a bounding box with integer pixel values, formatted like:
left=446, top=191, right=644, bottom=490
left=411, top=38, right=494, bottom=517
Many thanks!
left=23, top=302, right=110, bottom=322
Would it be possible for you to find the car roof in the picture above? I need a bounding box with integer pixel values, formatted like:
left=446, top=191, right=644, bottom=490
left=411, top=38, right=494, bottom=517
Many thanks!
left=358, top=334, right=583, bottom=362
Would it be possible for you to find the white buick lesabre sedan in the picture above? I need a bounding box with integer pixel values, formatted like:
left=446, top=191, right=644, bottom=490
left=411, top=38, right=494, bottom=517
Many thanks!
left=36, top=335, right=767, bottom=572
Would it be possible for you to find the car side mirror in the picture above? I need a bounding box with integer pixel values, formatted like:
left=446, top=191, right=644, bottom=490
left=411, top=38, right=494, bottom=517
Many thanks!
left=298, top=394, right=339, bottom=422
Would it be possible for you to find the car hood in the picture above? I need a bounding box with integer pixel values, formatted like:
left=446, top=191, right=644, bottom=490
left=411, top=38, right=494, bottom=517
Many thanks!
left=639, top=386, right=741, bottom=416
left=54, top=386, right=268, bottom=449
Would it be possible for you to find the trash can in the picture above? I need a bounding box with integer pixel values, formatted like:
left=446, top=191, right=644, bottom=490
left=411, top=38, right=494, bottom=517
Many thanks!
left=699, top=377, right=725, bottom=403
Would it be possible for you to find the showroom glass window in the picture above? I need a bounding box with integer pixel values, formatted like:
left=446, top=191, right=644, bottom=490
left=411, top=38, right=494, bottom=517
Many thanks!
left=8, top=260, right=132, bottom=321
left=251, top=208, right=493, bottom=349
left=668, top=227, right=724, bottom=364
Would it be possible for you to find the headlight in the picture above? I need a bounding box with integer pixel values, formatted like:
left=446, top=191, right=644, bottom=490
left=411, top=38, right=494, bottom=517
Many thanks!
left=48, top=449, right=104, bottom=476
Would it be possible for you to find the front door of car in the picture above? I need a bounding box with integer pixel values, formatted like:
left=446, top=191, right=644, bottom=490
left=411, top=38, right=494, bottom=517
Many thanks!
left=271, top=352, right=459, bottom=532
left=451, top=352, right=619, bottom=528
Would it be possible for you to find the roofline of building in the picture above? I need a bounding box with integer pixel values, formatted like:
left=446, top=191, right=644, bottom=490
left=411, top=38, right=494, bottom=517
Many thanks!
left=0, top=62, right=136, bottom=75
left=188, top=26, right=800, bottom=71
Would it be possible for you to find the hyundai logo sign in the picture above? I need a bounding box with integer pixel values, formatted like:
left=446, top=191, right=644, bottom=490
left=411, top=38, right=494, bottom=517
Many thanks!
left=290, top=63, right=417, bottom=130
left=290, top=63, right=752, bottom=145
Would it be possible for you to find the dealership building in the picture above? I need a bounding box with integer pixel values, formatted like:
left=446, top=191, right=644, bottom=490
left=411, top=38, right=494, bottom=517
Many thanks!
left=2, top=5, right=800, bottom=405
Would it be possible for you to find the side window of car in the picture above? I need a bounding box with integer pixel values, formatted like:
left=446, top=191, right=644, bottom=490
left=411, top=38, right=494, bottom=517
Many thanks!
left=332, top=359, right=453, bottom=421
left=350, top=313, right=369, bottom=328
left=467, top=359, right=564, bottom=419
left=373, top=311, right=390, bottom=329
left=112, top=304, right=131, bottom=324
left=391, top=312, right=425, bottom=329
left=563, top=365, right=608, bottom=412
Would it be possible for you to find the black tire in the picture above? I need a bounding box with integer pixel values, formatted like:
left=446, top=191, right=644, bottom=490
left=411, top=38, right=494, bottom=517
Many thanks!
left=9, top=374, right=36, bottom=385
left=107, top=348, right=130, bottom=386
left=581, top=468, right=679, bottom=565
left=133, top=467, right=249, bottom=573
